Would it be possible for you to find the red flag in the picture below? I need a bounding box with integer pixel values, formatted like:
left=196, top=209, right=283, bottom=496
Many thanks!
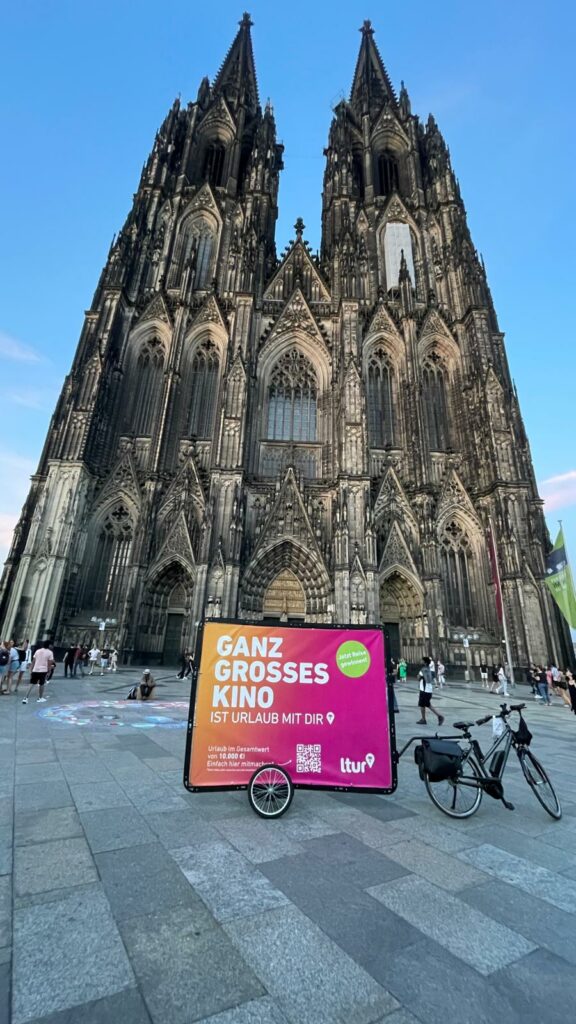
left=487, top=520, right=503, bottom=623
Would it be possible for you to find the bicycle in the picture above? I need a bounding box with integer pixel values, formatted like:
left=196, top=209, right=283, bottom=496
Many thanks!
left=398, top=702, right=561, bottom=820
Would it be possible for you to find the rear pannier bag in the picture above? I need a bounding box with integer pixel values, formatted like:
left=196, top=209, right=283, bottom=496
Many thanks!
left=419, top=738, right=463, bottom=782
left=513, top=717, right=532, bottom=747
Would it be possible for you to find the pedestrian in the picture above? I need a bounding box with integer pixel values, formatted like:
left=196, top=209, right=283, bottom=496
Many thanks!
left=63, top=645, right=76, bottom=678
left=177, top=649, right=192, bottom=679
left=88, top=645, right=101, bottom=675
left=5, top=641, right=21, bottom=693
left=566, top=670, right=576, bottom=714
left=21, top=642, right=55, bottom=703
left=429, top=658, right=436, bottom=689
left=0, top=642, right=10, bottom=694
left=137, top=669, right=156, bottom=701
left=436, top=659, right=446, bottom=688
left=398, top=658, right=407, bottom=684
left=72, top=644, right=83, bottom=677
left=15, top=639, right=31, bottom=692
left=100, top=649, right=109, bottom=674
left=480, top=662, right=489, bottom=689
left=416, top=656, right=444, bottom=726
left=532, top=663, right=545, bottom=704
left=495, top=664, right=509, bottom=698
left=489, top=665, right=500, bottom=693
left=109, top=648, right=118, bottom=672
left=553, top=668, right=572, bottom=709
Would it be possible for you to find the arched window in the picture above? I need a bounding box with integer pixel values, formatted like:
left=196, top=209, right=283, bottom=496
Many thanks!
left=131, top=339, right=164, bottom=436
left=83, top=504, right=134, bottom=612
left=267, top=350, right=318, bottom=442
left=188, top=340, right=220, bottom=438
left=440, top=520, right=474, bottom=625
left=367, top=349, right=395, bottom=447
left=376, top=151, right=399, bottom=196
left=168, top=216, right=216, bottom=290
left=422, top=353, right=449, bottom=451
left=202, top=142, right=226, bottom=187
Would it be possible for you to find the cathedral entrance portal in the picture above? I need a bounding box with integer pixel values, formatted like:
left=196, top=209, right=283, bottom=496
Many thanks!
left=263, top=569, right=306, bottom=620
left=380, top=570, right=425, bottom=667
left=138, top=565, right=193, bottom=664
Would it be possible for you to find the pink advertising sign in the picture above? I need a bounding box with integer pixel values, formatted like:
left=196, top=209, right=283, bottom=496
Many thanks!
left=185, top=621, right=397, bottom=793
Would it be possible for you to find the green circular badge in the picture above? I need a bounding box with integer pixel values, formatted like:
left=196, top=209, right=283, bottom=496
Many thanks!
left=336, top=640, right=371, bottom=678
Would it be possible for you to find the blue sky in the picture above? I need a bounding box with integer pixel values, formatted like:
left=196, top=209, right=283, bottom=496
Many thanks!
left=1, top=0, right=575, bottom=570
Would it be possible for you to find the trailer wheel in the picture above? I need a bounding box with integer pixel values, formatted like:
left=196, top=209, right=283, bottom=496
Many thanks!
left=248, top=764, right=294, bottom=818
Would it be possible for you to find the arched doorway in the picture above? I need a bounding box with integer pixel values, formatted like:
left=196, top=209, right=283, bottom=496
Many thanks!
left=263, top=569, right=306, bottom=620
left=380, top=569, right=425, bottom=665
left=240, top=539, right=331, bottom=621
left=138, top=562, right=194, bottom=663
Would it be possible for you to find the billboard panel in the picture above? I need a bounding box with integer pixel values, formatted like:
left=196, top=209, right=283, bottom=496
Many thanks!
left=185, top=621, right=396, bottom=793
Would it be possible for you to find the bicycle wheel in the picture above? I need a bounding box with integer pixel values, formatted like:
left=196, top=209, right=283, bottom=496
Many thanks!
left=519, top=749, right=562, bottom=820
left=424, top=757, right=483, bottom=819
left=248, top=764, right=294, bottom=819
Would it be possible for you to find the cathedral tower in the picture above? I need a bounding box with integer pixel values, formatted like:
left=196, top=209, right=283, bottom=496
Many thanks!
left=1, top=17, right=570, bottom=672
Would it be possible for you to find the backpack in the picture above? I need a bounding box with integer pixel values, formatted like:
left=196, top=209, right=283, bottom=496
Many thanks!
left=0, top=649, right=9, bottom=666
left=126, top=686, right=138, bottom=700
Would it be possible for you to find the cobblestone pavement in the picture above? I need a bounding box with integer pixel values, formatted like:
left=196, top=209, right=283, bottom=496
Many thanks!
left=1, top=670, right=575, bottom=1023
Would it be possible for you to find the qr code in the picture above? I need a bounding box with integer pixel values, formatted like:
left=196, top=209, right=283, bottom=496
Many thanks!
left=296, top=743, right=322, bottom=774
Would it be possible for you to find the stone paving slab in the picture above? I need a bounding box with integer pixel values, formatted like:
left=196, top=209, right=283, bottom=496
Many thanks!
left=368, top=874, right=535, bottom=975
left=172, top=840, right=290, bottom=921
left=23, top=988, right=152, bottom=1024
left=14, top=836, right=98, bottom=897
left=12, top=884, right=135, bottom=1023
left=224, top=905, right=399, bottom=1024
left=459, top=843, right=576, bottom=911
left=95, top=842, right=202, bottom=922
left=14, top=807, right=83, bottom=846
left=119, top=905, right=265, bottom=1024
left=80, top=806, right=157, bottom=853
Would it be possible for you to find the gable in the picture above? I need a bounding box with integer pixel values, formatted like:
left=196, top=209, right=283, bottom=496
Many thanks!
left=262, top=287, right=329, bottom=352
left=374, top=467, right=418, bottom=535
left=379, top=521, right=419, bottom=577
left=436, top=469, right=479, bottom=528
left=138, top=291, right=172, bottom=327
left=263, top=241, right=331, bottom=303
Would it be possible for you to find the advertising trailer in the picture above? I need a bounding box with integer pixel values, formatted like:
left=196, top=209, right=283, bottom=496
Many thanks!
left=184, top=620, right=397, bottom=817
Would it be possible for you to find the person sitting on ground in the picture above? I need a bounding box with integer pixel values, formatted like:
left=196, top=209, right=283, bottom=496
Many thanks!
left=416, top=656, right=444, bottom=727
left=137, top=669, right=156, bottom=701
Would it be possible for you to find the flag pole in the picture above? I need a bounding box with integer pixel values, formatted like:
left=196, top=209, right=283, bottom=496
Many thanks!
left=489, top=515, right=515, bottom=684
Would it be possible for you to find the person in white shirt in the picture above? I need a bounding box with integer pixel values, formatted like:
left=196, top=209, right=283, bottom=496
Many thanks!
left=495, top=665, right=509, bottom=697
left=88, top=647, right=101, bottom=675
left=22, top=643, right=55, bottom=703
left=436, top=660, right=446, bottom=688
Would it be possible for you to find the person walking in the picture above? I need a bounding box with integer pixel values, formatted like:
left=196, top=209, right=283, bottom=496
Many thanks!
left=14, top=640, right=31, bottom=692
left=532, top=663, right=545, bottom=704
left=398, top=658, right=407, bottom=684
left=5, top=641, right=21, bottom=693
left=416, top=656, right=445, bottom=727
left=109, top=648, right=118, bottom=672
left=566, top=670, right=576, bottom=715
left=436, top=659, right=446, bottom=688
left=489, top=665, right=500, bottom=693
left=100, top=649, right=109, bottom=674
left=553, top=669, right=572, bottom=708
left=480, top=663, right=489, bottom=689
left=63, top=645, right=76, bottom=678
left=495, top=664, right=509, bottom=698
left=22, top=643, right=55, bottom=703
left=88, top=645, right=101, bottom=675
left=0, top=642, right=10, bottom=694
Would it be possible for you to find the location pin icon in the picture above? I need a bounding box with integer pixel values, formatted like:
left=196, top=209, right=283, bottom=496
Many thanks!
left=326, top=712, right=335, bottom=725
left=365, top=753, right=375, bottom=768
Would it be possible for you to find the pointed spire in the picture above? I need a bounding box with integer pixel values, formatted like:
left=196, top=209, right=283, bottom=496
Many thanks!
left=350, top=20, right=398, bottom=115
left=213, top=13, right=259, bottom=113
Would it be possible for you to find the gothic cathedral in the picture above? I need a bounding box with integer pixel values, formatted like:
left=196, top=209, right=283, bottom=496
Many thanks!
left=1, top=16, right=570, bottom=672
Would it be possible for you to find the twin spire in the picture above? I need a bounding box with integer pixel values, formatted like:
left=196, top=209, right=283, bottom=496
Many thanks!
left=211, top=14, right=397, bottom=117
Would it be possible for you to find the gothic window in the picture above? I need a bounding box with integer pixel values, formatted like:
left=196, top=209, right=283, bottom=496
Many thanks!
left=169, top=216, right=216, bottom=290
left=188, top=340, right=220, bottom=438
left=376, top=151, right=399, bottom=196
left=440, top=520, right=474, bottom=625
left=422, top=353, right=450, bottom=451
left=367, top=349, right=395, bottom=447
left=131, top=339, right=164, bottom=436
left=195, top=229, right=214, bottom=288
left=383, top=222, right=415, bottom=290
left=83, top=505, right=134, bottom=612
left=267, top=350, right=318, bottom=442
left=202, top=143, right=226, bottom=187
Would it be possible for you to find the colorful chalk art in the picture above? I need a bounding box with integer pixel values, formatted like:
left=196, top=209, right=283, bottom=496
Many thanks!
left=37, top=700, right=189, bottom=729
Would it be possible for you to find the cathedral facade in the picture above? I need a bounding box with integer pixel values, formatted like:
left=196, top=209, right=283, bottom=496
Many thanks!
left=1, top=16, right=570, bottom=672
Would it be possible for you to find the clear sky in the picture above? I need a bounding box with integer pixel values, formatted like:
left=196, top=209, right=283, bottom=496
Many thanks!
left=1, top=0, right=575, bottom=572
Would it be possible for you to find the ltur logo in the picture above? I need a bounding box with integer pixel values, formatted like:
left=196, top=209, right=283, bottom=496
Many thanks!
left=340, top=752, right=375, bottom=774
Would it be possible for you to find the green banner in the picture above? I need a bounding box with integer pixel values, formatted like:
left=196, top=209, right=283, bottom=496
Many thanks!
left=544, top=528, right=576, bottom=628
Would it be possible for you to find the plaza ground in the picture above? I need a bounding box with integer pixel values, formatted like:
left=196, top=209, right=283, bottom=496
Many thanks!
left=1, top=669, right=575, bottom=1024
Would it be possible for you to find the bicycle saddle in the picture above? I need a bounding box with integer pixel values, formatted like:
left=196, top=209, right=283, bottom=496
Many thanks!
left=453, top=721, right=474, bottom=731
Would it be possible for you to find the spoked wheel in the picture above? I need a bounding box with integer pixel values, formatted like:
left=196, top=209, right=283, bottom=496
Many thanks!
left=248, top=764, right=294, bottom=819
left=424, top=757, right=483, bottom=819
left=519, top=749, right=562, bottom=820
